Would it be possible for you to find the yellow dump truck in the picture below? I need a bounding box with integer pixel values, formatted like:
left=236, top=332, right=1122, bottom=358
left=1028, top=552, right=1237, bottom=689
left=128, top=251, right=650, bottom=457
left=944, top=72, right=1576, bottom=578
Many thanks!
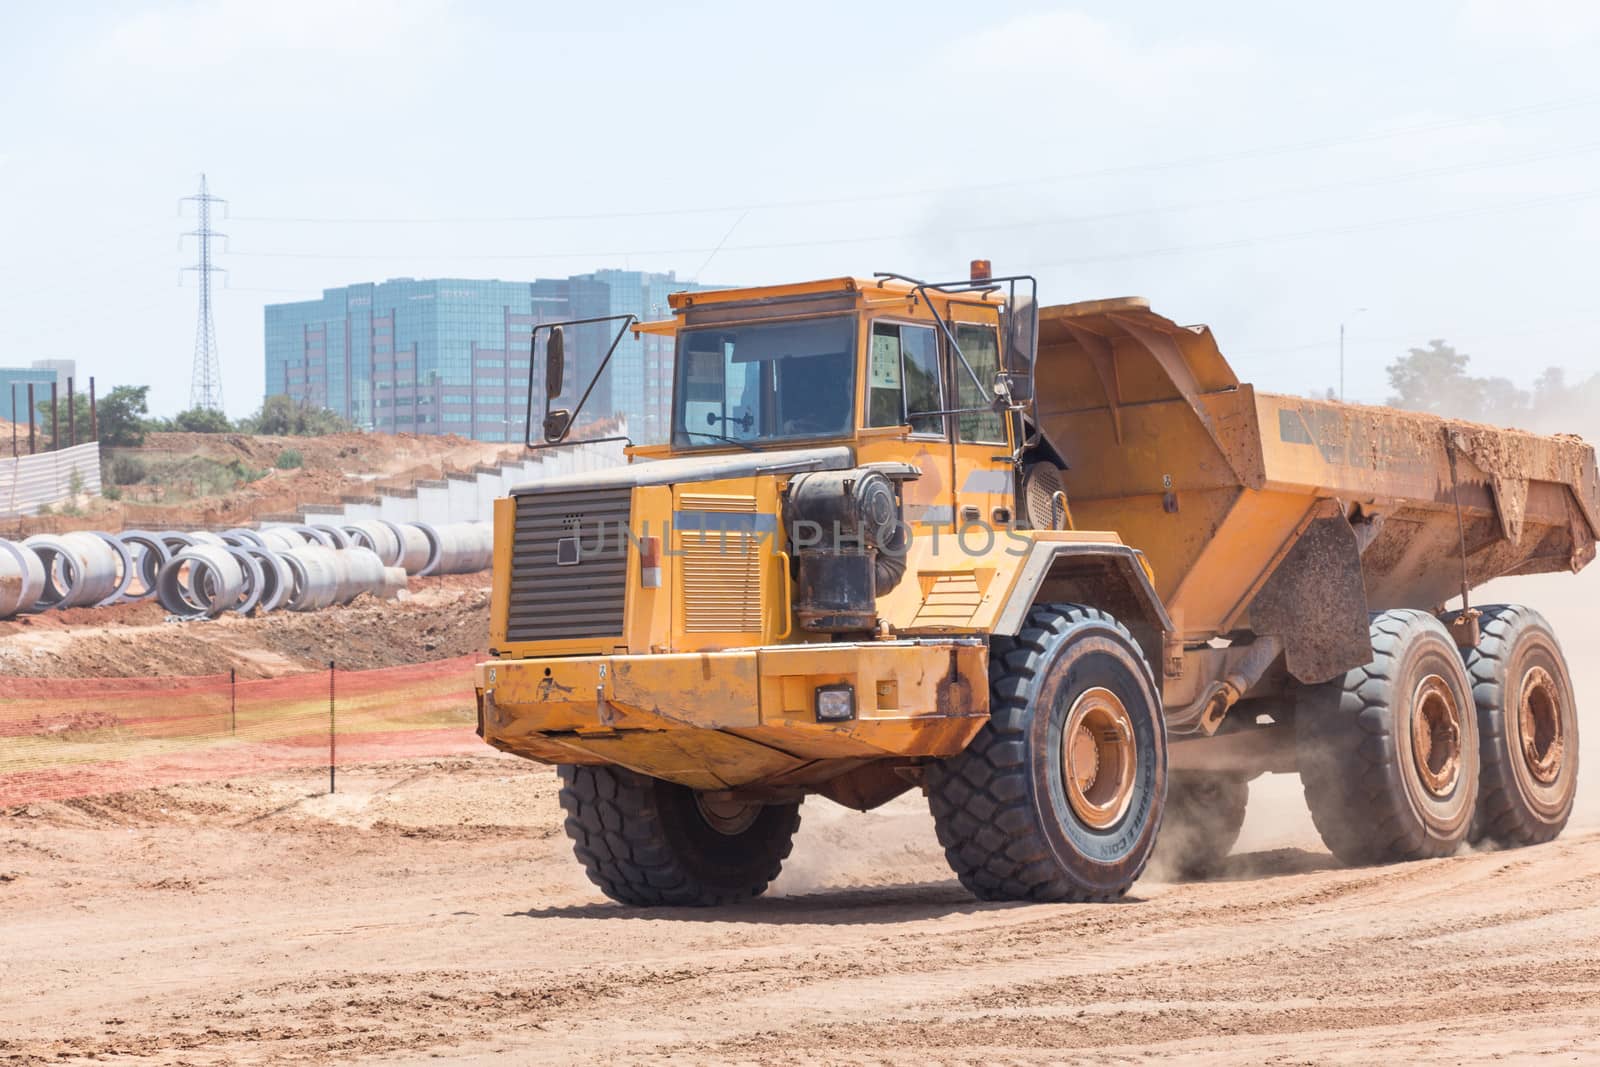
left=475, top=265, right=1594, bottom=905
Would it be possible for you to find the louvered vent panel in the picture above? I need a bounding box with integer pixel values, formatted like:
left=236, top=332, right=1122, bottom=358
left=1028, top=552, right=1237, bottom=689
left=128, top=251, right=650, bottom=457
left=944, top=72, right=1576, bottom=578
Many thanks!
left=507, top=487, right=631, bottom=642
left=678, top=494, right=763, bottom=633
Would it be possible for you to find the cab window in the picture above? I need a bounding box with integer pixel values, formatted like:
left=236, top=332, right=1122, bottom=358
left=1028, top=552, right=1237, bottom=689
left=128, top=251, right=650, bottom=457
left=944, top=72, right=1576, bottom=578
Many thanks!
left=953, top=322, right=1004, bottom=443
left=867, top=322, right=943, bottom=436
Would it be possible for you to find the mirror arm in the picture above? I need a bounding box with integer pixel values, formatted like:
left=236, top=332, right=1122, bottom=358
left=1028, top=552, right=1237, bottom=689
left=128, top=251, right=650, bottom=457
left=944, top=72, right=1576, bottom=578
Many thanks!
left=527, top=313, right=638, bottom=446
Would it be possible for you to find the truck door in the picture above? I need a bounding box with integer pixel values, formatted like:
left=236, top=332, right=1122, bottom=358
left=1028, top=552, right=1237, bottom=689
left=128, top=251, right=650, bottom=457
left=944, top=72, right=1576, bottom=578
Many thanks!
left=946, top=316, right=1014, bottom=542
left=863, top=318, right=954, bottom=530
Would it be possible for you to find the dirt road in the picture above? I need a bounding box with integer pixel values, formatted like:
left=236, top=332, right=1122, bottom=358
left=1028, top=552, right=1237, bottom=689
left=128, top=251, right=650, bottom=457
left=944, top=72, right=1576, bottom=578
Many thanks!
left=3, top=754, right=1598, bottom=1066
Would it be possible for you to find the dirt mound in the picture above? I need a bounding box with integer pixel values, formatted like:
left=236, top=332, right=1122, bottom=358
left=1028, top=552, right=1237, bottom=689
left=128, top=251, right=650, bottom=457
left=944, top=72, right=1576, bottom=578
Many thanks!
left=0, top=575, right=489, bottom=678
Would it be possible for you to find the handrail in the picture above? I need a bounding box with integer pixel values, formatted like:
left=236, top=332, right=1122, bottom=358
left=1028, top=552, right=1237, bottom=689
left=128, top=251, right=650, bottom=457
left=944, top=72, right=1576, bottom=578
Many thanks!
left=773, top=550, right=793, bottom=641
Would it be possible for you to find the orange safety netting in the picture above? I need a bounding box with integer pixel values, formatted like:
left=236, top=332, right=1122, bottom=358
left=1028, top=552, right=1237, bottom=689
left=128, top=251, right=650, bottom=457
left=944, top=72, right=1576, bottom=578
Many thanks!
left=0, top=655, right=483, bottom=805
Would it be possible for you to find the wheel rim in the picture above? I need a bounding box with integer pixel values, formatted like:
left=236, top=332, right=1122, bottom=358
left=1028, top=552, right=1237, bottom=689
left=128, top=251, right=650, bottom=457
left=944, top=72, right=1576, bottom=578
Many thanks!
left=1062, top=686, right=1137, bottom=830
left=1518, top=666, right=1565, bottom=786
left=1411, top=673, right=1463, bottom=797
left=694, top=794, right=761, bottom=836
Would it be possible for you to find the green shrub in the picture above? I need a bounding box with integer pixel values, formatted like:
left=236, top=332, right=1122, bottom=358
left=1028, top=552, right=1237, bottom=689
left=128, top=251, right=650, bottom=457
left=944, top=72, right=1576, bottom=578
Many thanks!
left=107, top=454, right=147, bottom=485
left=275, top=448, right=304, bottom=470
left=103, top=484, right=122, bottom=501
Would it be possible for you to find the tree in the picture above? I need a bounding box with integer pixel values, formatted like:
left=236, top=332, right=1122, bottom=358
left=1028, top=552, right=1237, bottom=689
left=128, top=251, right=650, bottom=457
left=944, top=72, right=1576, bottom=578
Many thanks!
left=238, top=394, right=353, bottom=436
left=1380, top=340, right=1592, bottom=432
left=34, top=394, right=91, bottom=448
left=170, top=406, right=234, bottom=433
left=98, top=385, right=149, bottom=447
left=1385, top=340, right=1488, bottom=419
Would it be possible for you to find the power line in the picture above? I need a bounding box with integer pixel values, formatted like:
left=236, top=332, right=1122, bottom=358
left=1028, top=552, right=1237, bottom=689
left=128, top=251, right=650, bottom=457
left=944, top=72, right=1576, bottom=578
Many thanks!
left=226, top=93, right=1600, bottom=226
left=222, top=185, right=1600, bottom=267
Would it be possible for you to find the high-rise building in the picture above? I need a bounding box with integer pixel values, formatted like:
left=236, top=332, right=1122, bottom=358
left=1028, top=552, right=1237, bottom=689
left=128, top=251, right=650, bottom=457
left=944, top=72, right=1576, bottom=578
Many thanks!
left=263, top=271, right=724, bottom=443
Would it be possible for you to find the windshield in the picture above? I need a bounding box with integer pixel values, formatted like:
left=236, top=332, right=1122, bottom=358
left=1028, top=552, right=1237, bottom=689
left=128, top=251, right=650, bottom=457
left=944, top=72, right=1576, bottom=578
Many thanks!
left=672, top=315, right=857, bottom=447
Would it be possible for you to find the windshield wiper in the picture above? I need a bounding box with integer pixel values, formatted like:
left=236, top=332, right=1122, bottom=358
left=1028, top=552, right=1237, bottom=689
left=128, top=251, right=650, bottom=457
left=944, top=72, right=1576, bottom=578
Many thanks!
left=680, top=430, right=762, bottom=453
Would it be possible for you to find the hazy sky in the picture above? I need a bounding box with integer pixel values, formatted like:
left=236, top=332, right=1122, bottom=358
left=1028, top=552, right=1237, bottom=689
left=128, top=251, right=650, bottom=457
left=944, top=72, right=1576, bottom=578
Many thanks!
left=2, top=0, right=1597, bottom=419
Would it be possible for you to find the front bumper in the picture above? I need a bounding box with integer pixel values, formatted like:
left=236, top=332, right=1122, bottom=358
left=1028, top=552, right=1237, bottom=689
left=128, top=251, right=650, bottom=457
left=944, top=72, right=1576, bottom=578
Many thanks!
left=474, top=640, right=989, bottom=790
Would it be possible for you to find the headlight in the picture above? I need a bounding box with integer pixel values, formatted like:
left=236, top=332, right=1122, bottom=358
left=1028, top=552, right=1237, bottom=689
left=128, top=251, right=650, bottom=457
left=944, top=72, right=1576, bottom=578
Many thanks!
left=814, top=683, right=856, bottom=723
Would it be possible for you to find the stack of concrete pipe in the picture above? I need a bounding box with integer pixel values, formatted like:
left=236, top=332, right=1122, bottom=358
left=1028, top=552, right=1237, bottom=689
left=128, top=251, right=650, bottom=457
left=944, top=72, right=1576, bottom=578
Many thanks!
left=0, top=519, right=490, bottom=621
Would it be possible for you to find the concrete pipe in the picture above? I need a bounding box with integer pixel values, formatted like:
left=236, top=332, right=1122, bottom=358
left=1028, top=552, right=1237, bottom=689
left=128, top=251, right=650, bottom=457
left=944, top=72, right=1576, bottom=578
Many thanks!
left=342, top=520, right=403, bottom=567
left=24, top=533, right=121, bottom=609
left=378, top=519, right=414, bottom=568
left=159, top=531, right=196, bottom=556
left=258, top=527, right=306, bottom=552
left=190, top=531, right=228, bottom=547
left=393, top=522, right=434, bottom=574
left=226, top=546, right=266, bottom=615
left=411, top=521, right=445, bottom=577
left=334, top=546, right=386, bottom=604
left=0, top=539, right=46, bottom=617
left=156, top=544, right=244, bottom=619
left=282, top=545, right=341, bottom=612
left=308, top=523, right=353, bottom=550
left=431, top=522, right=494, bottom=575
left=116, top=531, right=171, bottom=603
left=90, top=531, right=137, bottom=606
left=379, top=566, right=410, bottom=600
left=221, top=527, right=267, bottom=549
left=240, top=547, right=293, bottom=614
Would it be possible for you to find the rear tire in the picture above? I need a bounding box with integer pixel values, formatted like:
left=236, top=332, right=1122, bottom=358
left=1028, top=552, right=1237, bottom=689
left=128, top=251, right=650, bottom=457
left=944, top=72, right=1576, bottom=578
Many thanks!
left=558, top=764, right=801, bottom=907
left=926, top=604, right=1167, bottom=902
left=1297, top=609, right=1479, bottom=865
left=1447, top=604, right=1579, bottom=847
left=1152, top=772, right=1248, bottom=878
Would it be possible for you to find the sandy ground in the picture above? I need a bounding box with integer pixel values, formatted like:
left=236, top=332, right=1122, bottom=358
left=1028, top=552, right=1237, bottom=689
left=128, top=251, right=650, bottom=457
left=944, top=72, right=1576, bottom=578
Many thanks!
left=3, top=565, right=1599, bottom=1064
left=2, top=754, right=1598, bottom=1067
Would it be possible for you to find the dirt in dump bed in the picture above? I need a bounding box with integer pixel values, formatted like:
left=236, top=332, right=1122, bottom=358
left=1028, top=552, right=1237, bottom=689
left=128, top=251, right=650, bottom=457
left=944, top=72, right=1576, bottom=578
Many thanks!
left=0, top=574, right=489, bottom=678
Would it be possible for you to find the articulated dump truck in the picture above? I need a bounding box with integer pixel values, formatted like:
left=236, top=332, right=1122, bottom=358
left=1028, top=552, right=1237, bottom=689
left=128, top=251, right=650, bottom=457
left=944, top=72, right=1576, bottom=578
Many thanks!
left=474, top=265, right=1596, bottom=905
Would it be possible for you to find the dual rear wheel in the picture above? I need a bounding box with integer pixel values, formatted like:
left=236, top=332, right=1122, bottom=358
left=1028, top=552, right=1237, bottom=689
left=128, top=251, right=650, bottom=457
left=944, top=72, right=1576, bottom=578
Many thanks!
left=1298, top=606, right=1577, bottom=865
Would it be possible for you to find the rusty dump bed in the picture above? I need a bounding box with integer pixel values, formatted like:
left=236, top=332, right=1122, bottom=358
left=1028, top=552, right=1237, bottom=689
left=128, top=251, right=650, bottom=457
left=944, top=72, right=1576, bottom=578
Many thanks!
left=1032, top=297, right=1600, bottom=664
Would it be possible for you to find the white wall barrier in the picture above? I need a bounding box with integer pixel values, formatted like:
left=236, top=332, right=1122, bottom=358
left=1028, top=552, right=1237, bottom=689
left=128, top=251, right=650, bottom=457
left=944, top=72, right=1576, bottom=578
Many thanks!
left=0, top=442, right=102, bottom=519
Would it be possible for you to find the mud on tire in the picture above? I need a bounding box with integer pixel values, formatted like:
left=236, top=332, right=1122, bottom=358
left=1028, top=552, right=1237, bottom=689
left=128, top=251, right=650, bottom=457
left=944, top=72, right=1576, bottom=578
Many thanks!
left=1297, top=609, right=1479, bottom=866
left=558, top=764, right=801, bottom=907
left=1446, top=604, right=1579, bottom=847
left=926, top=603, right=1167, bottom=902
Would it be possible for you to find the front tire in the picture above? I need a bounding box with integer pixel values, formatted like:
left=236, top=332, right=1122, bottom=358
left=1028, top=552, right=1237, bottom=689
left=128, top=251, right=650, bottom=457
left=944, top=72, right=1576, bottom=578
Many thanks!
left=1297, top=609, right=1479, bottom=865
left=926, top=604, right=1167, bottom=902
left=558, top=764, right=801, bottom=907
left=1449, top=604, right=1579, bottom=847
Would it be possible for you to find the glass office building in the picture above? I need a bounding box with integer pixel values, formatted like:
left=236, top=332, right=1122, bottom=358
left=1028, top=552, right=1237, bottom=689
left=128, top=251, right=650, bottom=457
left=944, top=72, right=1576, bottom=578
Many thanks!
left=263, top=271, right=723, bottom=442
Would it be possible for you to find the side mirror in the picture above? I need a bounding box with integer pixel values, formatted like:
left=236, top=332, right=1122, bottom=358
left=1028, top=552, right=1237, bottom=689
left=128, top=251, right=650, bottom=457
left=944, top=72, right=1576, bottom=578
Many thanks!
left=543, top=408, right=572, bottom=443
left=991, top=373, right=1013, bottom=411
left=545, top=326, right=566, bottom=399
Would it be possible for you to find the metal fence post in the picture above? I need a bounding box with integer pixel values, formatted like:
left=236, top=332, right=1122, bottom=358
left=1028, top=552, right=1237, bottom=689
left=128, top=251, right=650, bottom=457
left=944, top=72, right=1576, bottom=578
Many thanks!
left=328, top=660, right=336, bottom=794
left=230, top=668, right=237, bottom=735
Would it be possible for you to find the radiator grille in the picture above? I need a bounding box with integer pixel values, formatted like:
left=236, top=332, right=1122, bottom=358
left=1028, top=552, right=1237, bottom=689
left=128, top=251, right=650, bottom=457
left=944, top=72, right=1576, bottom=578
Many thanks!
left=678, top=494, right=763, bottom=633
left=507, top=487, right=631, bottom=643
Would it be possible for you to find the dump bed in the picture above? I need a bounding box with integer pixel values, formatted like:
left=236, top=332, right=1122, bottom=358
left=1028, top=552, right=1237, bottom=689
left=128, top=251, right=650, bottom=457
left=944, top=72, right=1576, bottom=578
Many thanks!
left=1030, top=298, right=1600, bottom=661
